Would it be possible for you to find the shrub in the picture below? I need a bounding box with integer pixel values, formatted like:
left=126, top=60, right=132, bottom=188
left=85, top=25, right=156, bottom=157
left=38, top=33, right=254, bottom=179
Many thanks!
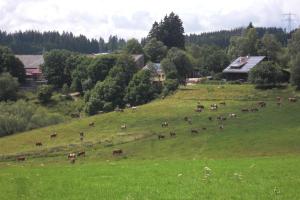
left=37, top=85, right=53, bottom=103
left=0, top=73, right=19, bottom=101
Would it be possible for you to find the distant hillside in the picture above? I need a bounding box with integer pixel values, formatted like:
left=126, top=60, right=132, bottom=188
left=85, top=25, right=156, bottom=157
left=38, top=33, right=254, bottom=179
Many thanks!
left=185, top=27, right=288, bottom=48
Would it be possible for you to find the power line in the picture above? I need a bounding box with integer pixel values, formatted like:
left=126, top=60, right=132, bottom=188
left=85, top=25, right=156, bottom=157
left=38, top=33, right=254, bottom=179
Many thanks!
left=282, top=13, right=297, bottom=33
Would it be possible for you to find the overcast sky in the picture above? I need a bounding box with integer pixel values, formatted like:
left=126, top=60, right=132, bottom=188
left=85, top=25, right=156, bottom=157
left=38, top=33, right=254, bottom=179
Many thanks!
left=0, top=0, right=299, bottom=41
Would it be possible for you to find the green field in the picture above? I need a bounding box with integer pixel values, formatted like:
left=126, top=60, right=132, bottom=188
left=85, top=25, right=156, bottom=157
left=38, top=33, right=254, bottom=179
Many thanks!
left=0, top=84, right=300, bottom=199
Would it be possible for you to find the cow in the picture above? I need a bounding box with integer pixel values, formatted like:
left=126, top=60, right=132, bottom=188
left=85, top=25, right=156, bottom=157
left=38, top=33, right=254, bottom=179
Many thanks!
left=131, top=106, right=138, bottom=111
left=183, top=116, right=189, bottom=121
left=70, top=158, right=76, bottom=164
left=50, top=132, right=57, bottom=138
left=229, top=113, right=237, bottom=118
left=241, top=108, right=250, bottom=112
left=195, top=108, right=203, bottom=112
left=121, top=124, right=127, bottom=130
left=197, top=105, right=205, bottom=109
left=257, top=101, right=266, bottom=108
left=161, top=122, right=168, bottom=127
left=79, top=132, right=84, bottom=137
left=16, top=156, right=26, bottom=161
left=112, top=149, right=123, bottom=156
left=158, top=134, right=165, bottom=139
left=36, top=142, right=42, bottom=146
left=219, top=124, right=224, bottom=130
left=276, top=96, right=282, bottom=101
left=170, top=132, right=176, bottom=137
left=208, top=116, right=213, bottom=121
left=89, top=122, right=95, bottom=127
left=68, top=153, right=76, bottom=159
left=191, top=129, right=199, bottom=134
left=288, top=97, right=297, bottom=102
left=202, top=127, right=207, bottom=130
left=77, top=151, right=85, bottom=157
left=220, top=102, right=226, bottom=106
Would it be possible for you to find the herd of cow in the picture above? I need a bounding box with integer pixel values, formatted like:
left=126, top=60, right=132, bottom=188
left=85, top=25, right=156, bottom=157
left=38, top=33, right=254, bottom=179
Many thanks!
left=15, top=96, right=298, bottom=163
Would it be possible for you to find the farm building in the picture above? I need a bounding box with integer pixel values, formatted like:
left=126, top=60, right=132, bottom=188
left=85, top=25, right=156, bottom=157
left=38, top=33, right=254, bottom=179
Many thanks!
left=15, top=55, right=47, bottom=87
left=223, top=56, right=265, bottom=80
left=143, top=63, right=165, bottom=82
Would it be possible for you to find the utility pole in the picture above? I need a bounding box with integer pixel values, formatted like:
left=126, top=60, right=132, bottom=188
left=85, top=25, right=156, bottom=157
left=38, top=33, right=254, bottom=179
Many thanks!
left=282, top=13, right=297, bottom=33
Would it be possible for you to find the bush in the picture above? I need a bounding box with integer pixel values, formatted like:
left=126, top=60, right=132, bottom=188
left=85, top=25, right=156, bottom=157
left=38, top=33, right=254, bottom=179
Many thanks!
left=249, top=61, right=284, bottom=87
left=0, top=73, right=19, bottom=101
left=291, top=53, right=300, bottom=89
left=162, top=79, right=179, bottom=96
left=37, top=85, right=53, bottom=103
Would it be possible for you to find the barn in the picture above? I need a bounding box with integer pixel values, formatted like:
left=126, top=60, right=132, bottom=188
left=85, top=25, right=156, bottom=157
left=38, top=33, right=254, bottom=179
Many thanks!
left=223, top=56, right=265, bottom=80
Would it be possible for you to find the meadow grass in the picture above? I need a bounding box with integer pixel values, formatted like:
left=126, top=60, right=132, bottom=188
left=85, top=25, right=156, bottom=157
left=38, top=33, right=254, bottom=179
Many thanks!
left=0, top=84, right=300, bottom=199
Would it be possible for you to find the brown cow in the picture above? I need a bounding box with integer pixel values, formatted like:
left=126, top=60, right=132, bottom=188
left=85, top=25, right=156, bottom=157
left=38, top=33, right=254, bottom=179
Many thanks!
left=191, top=129, right=199, bottom=134
left=89, top=122, right=95, bottom=127
left=197, top=105, right=205, bottom=109
left=36, top=142, right=42, bottom=146
left=220, top=101, right=226, bottom=106
left=276, top=96, right=282, bottom=101
left=288, top=97, right=297, bottom=102
left=257, top=101, right=266, bottom=108
left=158, top=134, right=165, bottom=139
left=16, top=156, right=26, bottom=161
left=50, top=132, right=57, bottom=138
left=195, top=108, right=203, bottom=112
left=241, top=108, right=250, bottom=112
left=77, top=151, right=85, bottom=157
left=161, top=122, right=168, bottom=127
left=170, top=132, right=176, bottom=137
left=112, top=149, right=123, bottom=156
left=208, top=116, right=213, bottom=121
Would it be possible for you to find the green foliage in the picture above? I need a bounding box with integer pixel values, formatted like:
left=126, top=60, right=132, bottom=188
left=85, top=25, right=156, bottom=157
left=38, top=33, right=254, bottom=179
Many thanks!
left=148, top=12, right=185, bottom=49
left=124, top=69, right=156, bottom=105
left=162, top=79, right=179, bottom=96
left=0, top=46, right=26, bottom=83
left=85, top=54, right=137, bottom=115
left=249, top=61, right=284, bottom=87
left=0, top=100, right=63, bottom=136
left=288, top=29, right=300, bottom=57
left=257, top=33, right=282, bottom=62
left=143, top=38, right=167, bottom=63
left=291, top=53, right=300, bottom=89
left=161, top=58, right=178, bottom=79
left=37, top=85, right=53, bottom=103
left=61, top=84, right=69, bottom=95
left=0, top=73, right=19, bottom=101
left=166, top=48, right=192, bottom=84
left=124, top=39, right=143, bottom=54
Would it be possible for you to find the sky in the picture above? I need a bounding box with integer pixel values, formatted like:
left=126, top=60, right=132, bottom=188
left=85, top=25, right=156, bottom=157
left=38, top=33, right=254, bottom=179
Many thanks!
left=0, top=0, right=299, bottom=41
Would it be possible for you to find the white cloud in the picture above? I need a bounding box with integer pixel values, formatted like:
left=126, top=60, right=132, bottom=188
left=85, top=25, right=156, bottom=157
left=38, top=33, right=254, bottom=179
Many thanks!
left=0, top=0, right=299, bottom=40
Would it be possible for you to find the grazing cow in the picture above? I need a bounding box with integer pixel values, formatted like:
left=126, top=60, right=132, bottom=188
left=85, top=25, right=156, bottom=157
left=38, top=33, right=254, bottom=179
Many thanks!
left=187, top=118, right=192, bottom=124
left=50, top=132, right=57, bottom=138
left=125, top=104, right=131, bottom=108
left=68, top=153, right=76, bottom=159
left=276, top=97, right=282, bottom=101
left=121, top=124, right=127, bottom=129
left=70, top=113, right=80, bottom=118
left=195, top=108, right=203, bottom=112
left=197, top=105, right=205, bottom=109
left=131, top=106, right=137, bottom=111
left=191, top=129, right=199, bottom=134
left=241, top=108, right=249, bottom=112
left=220, top=102, right=226, bottom=106
left=219, top=124, right=224, bottom=130
left=35, top=142, right=42, bottom=146
left=16, top=156, right=26, bottom=161
left=257, top=101, right=266, bottom=108
left=112, top=149, right=123, bottom=156
left=158, top=134, right=165, bottom=139
left=251, top=108, right=259, bottom=112
left=217, top=116, right=227, bottom=121
left=208, top=116, right=213, bottom=121
left=288, top=97, right=297, bottom=102
left=77, top=151, right=85, bottom=157
left=115, top=107, right=124, bottom=112
left=89, top=122, right=95, bottom=127
left=210, top=104, right=218, bottom=111
left=229, top=113, right=237, bottom=118
left=170, top=132, right=176, bottom=137
left=80, top=132, right=84, bottom=137
left=161, top=122, right=168, bottom=127
left=183, top=116, right=189, bottom=121
left=202, top=127, right=207, bottom=130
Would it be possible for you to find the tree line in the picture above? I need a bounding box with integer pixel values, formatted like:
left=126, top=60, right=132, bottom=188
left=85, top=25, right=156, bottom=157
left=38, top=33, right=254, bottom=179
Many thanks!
left=0, top=30, right=126, bottom=54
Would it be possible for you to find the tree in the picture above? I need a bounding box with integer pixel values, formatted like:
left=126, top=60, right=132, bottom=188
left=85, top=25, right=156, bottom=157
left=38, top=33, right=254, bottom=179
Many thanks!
left=143, top=38, right=167, bottom=63
left=124, top=69, right=156, bottom=105
left=0, top=73, right=19, bottom=101
left=0, top=46, right=26, bottom=83
left=37, top=85, right=53, bottom=103
left=161, top=58, right=178, bottom=79
left=124, top=39, right=143, bottom=54
left=249, top=61, right=284, bottom=87
left=42, top=49, right=73, bottom=88
left=166, top=47, right=192, bottom=84
left=291, top=53, right=300, bottom=89
left=257, top=33, right=282, bottom=62
left=162, top=79, right=179, bottom=96
left=288, top=29, right=300, bottom=57
left=148, top=12, right=185, bottom=49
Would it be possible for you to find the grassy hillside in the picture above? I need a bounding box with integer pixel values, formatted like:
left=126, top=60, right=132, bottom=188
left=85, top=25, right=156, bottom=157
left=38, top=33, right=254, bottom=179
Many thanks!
left=1, top=84, right=300, bottom=200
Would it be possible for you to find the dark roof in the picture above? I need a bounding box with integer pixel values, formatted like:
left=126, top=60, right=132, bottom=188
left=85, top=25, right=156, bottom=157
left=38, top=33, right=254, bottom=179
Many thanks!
left=223, top=56, right=265, bottom=74
left=15, top=55, right=44, bottom=69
